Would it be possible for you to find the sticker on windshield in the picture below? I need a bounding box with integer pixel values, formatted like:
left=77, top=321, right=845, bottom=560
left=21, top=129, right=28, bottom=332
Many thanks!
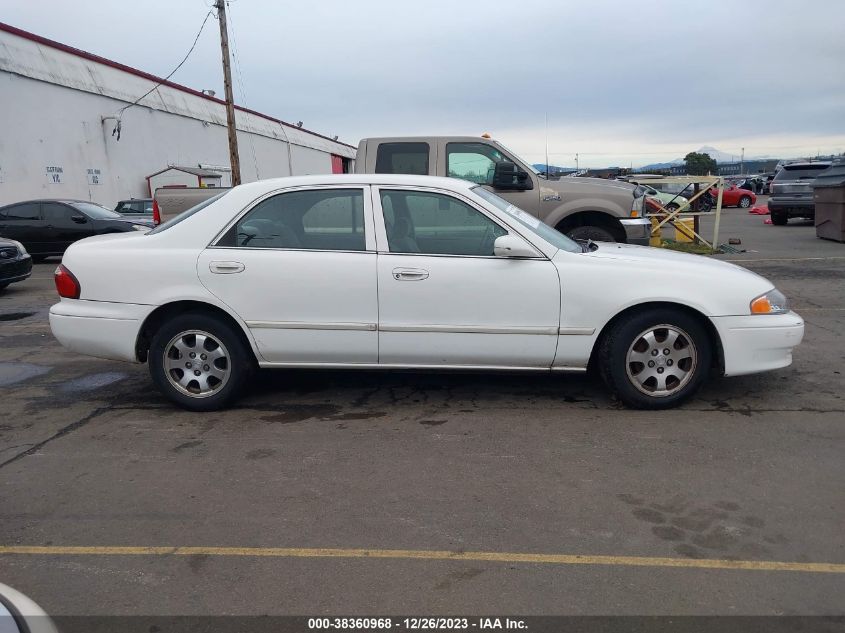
left=504, top=204, right=541, bottom=228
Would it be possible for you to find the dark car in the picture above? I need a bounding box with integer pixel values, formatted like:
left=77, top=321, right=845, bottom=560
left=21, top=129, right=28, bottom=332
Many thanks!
left=0, top=199, right=153, bottom=261
left=0, top=237, right=32, bottom=290
left=115, top=198, right=154, bottom=218
left=768, top=162, right=832, bottom=225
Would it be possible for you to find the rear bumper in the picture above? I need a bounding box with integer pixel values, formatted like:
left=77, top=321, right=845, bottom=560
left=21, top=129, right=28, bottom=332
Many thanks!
left=710, top=312, right=804, bottom=377
left=620, top=218, right=652, bottom=246
left=49, top=299, right=154, bottom=363
left=768, top=199, right=815, bottom=217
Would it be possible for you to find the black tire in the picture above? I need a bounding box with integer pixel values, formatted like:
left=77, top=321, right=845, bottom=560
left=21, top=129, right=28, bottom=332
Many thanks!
left=739, top=195, right=752, bottom=209
left=566, top=225, right=617, bottom=243
left=0, top=283, right=8, bottom=291
left=597, top=308, right=712, bottom=409
left=666, top=203, right=680, bottom=212
left=30, top=255, right=48, bottom=263
left=149, top=311, right=254, bottom=411
left=770, top=211, right=788, bottom=226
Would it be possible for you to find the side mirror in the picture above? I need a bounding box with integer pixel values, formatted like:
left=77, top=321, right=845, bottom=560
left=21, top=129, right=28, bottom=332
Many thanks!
left=493, top=234, right=539, bottom=258
left=492, top=162, right=533, bottom=191
left=71, top=214, right=87, bottom=224
left=0, top=583, right=59, bottom=633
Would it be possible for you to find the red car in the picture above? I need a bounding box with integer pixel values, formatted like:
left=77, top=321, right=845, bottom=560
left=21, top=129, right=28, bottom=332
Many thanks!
left=710, top=184, right=756, bottom=208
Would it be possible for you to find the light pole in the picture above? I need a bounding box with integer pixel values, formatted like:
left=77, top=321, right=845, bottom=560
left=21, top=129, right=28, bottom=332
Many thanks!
left=740, top=147, right=745, bottom=176
left=575, top=153, right=579, bottom=172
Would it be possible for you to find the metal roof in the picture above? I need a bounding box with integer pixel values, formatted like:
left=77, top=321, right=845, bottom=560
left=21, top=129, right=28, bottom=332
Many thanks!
left=147, top=166, right=225, bottom=179
left=0, top=21, right=356, bottom=158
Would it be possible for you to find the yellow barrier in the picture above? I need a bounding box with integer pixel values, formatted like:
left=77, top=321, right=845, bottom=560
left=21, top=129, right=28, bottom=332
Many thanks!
left=674, top=217, right=695, bottom=243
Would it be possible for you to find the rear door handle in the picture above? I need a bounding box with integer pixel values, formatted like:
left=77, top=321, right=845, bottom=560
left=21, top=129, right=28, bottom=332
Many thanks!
left=392, top=267, right=429, bottom=281
left=209, top=260, right=245, bottom=274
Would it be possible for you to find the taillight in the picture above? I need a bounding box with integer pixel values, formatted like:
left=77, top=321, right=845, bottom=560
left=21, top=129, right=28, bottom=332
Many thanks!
left=54, top=264, right=81, bottom=299
left=152, top=199, right=161, bottom=225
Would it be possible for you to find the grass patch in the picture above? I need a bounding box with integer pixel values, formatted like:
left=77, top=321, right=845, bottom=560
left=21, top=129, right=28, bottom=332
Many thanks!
left=659, top=240, right=715, bottom=255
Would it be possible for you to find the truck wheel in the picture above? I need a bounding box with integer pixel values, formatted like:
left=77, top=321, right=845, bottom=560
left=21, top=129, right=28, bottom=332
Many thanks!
left=770, top=211, right=788, bottom=226
left=598, top=308, right=711, bottom=409
left=739, top=195, right=752, bottom=208
left=566, top=225, right=616, bottom=243
left=149, top=312, right=254, bottom=411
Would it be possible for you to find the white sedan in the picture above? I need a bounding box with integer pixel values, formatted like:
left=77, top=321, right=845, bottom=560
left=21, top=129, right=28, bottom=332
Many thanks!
left=49, top=175, right=803, bottom=411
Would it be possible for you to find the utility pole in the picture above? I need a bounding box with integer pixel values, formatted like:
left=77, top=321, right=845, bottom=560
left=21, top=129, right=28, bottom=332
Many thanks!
left=740, top=147, right=745, bottom=176
left=215, top=0, right=241, bottom=186
left=575, top=153, right=579, bottom=172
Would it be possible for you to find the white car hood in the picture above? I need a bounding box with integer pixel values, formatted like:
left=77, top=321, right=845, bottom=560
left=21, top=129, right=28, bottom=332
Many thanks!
left=553, top=243, right=776, bottom=318
left=581, top=243, right=766, bottom=280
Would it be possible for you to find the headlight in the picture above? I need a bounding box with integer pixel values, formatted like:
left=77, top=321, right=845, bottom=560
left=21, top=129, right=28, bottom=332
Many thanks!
left=131, top=224, right=150, bottom=231
left=10, top=239, right=27, bottom=255
left=750, top=289, right=789, bottom=314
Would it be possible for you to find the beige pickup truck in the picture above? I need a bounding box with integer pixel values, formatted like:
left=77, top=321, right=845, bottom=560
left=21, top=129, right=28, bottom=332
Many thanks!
left=355, top=136, right=651, bottom=244
left=154, top=136, right=651, bottom=244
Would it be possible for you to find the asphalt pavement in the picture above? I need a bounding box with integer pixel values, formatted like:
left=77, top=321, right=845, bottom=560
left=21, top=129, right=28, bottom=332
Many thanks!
left=0, top=200, right=843, bottom=617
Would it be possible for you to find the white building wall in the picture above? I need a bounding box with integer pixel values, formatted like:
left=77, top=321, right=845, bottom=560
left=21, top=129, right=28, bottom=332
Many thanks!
left=0, top=26, right=356, bottom=207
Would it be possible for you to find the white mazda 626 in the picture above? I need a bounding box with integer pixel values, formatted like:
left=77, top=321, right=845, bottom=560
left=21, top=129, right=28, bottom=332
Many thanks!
left=49, top=174, right=803, bottom=411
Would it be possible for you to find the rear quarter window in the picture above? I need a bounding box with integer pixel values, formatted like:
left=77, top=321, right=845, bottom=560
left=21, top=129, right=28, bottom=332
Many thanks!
left=148, top=191, right=228, bottom=234
left=375, top=142, right=429, bottom=175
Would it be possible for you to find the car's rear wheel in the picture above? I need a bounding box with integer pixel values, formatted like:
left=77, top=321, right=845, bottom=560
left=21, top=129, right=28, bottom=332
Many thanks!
left=598, top=308, right=712, bottom=409
left=770, top=210, right=788, bottom=225
left=566, top=225, right=616, bottom=243
left=739, top=195, right=752, bottom=208
left=149, top=312, right=253, bottom=411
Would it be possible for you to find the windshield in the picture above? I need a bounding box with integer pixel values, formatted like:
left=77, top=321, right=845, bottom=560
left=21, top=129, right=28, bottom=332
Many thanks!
left=492, top=141, right=542, bottom=176
left=70, top=202, right=123, bottom=219
left=471, top=187, right=581, bottom=253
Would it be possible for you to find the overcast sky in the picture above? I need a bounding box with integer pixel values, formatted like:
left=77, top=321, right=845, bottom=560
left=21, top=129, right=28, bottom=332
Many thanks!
left=4, top=0, right=844, bottom=167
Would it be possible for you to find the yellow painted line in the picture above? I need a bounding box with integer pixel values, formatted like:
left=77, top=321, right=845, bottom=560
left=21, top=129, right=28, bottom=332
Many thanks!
left=0, top=546, right=843, bottom=574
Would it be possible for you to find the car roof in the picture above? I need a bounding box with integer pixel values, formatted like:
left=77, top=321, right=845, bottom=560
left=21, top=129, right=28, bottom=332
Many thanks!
left=782, top=162, right=832, bottom=169
left=233, top=173, right=478, bottom=195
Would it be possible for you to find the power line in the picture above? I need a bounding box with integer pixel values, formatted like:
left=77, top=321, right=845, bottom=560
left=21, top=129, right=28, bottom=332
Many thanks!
left=117, top=10, right=214, bottom=119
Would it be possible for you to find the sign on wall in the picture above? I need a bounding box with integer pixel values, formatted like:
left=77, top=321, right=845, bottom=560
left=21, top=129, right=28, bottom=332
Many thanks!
left=45, top=166, right=64, bottom=184
left=87, top=168, right=102, bottom=185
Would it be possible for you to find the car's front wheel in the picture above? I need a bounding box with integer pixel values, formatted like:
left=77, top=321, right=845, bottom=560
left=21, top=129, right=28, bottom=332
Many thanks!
left=566, top=225, right=616, bottom=243
left=739, top=195, right=753, bottom=208
left=149, top=312, right=253, bottom=411
left=598, top=308, right=712, bottom=409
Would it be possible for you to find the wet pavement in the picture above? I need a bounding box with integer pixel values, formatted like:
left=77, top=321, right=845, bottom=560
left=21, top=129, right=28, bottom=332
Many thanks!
left=0, top=206, right=843, bottom=616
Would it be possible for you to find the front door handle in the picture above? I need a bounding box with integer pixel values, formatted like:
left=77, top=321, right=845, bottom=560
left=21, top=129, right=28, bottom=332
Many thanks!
left=392, top=267, right=429, bottom=281
left=209, top=260, right=245, bottom=274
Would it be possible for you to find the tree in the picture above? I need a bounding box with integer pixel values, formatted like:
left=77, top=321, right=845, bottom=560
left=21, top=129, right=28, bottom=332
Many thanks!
left=684, top=152, right=718, bottom=176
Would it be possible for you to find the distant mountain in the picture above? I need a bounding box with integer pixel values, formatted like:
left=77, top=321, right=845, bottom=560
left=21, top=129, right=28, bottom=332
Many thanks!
left=532, top=163, right=577, bottom=175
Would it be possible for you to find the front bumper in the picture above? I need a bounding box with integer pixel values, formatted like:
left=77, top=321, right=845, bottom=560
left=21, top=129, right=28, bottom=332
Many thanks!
left=620, top=218, right=652, bottom=246
left=49, top=299, right=154, bottom=363
left=0, top=255, right=32, bottom=285
left=710, top=311, right=804, bottom=377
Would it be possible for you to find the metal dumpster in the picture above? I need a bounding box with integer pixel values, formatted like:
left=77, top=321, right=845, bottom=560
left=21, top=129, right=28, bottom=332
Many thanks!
left=813, top=159, right=845, bottom=242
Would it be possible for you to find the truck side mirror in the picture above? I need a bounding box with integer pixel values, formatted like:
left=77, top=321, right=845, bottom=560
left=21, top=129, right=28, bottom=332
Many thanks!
left=492, top=162, right=533, bottom=191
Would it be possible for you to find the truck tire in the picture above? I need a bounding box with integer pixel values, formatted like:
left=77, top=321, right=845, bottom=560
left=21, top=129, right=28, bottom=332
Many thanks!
left=566, top=225, right=616, bottom=243
left=770, top=210, right=788, bottom=225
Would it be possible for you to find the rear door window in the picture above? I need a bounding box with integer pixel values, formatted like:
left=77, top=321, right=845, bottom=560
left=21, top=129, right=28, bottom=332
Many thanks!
left=2, top=202, right=41, bottom=220
left=375, top=143, right=429, bottom=175
left=219, top=188, right=366, bottom=251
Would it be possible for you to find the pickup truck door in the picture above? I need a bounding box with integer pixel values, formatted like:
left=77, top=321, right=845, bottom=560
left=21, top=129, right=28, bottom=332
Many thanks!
left=197, top=185, right=378, bottom=365
left=373, top=186, right=560, bottom=368
left=437, top=139, right=543, bottom=214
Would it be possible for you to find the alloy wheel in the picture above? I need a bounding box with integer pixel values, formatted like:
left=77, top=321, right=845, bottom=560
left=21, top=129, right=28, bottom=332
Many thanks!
left=625, top=324, right=698, bottom=397
left=163, top=329, right=230, bottom=398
